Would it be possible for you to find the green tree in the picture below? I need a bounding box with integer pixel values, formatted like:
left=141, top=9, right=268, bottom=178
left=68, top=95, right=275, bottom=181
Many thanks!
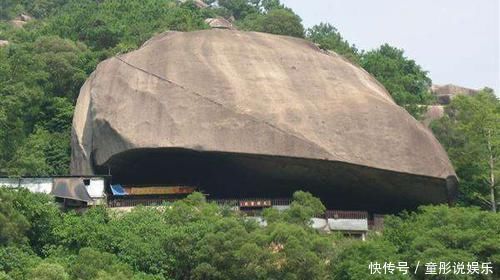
left=103, top=206, right=173, bottom=275
left=0, top=0, right=70, bottom=19
left=0, top=246, right=40, bottom=280
left=0, top=188, right=62, bottom=253
left=307, top=23, right=360, bottom=63
left=52, top=207, right=109, bottom=252
left=238, top=8, right=304, bottom=38
left=360, top=44, right=433, bottom=118
left=1, top=188, right=500, bottom=279
left=46, top=0, right=207, bottom=51
left=8, top=188, right=62, bottom=255
left=7, top=128, right=70, bottom=176
left=0, top=271, right=11, bottom=280
left=383, top=205, right=500, bottom=279
left=0, top=189, right=30, bottom=246
left=431, top=91, right=500, bottom=211
left=259, top=0, right=283, bottom=11
left=31, top=36, right=92, bottom=100
left=218, top=0, right=258, bottom=20
left=283, top=190, right=326, bottom=226
left=331, top=240, right=408, bottom=280
left=28, top=262, right=69, bottom=280
left=69, top=248, right=135, bottom=280
left=0, top=0, right=17, bottom=19
left=0, top=35, right=92, bottom=176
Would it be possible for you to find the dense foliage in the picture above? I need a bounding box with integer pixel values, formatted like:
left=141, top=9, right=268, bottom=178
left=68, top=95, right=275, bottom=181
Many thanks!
left=0, top=0, right=208, bottom=176
left=359, top=44, right=434, bottom=118
left=431, top=91, right=500, bottom=211
left=0, top=0, right=70, bottom=20
left=0, top=0, right=306, bottom=177
left=306, top=23, right=359, bottom=63
left=237, top=7, right=304, bottom=38
left=0, top=188, right=499, bottom=279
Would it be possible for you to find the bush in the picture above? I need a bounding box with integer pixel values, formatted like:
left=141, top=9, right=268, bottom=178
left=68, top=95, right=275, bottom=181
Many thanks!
left=383, top=205, right=500, bottom=279
left=29, top=262, right=69, bottom=280
left=2, top=188, right=499, bottom=279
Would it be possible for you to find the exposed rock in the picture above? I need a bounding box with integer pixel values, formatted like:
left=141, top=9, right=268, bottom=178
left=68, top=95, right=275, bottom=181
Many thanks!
left=179, top=0, right=208, bottom=8
left=71, top=30, right=457, bottom=212
left=205, top=17, right=235, bottom=29
left=9, top=14, right=33, bottom=29
left=195, top=0, right=209, bottom=8
left=18, top=13, right=33, bottom=22
left=9, top=20, right=27, bottom=28
left=422, top=105, right=445, bottom=127
left=0, top=40, right=9, bottom=47
left=432, top=84, right=479, bottom=105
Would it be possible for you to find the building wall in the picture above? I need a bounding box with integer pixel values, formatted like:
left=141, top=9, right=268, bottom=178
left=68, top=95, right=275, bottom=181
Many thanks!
left=0, top=177, right=106, bottom=205
left=86, top=178, right=106, bottom=199
left=328, top=218, right=369, bottom=231
left=0, top=178, right=52, bottom=194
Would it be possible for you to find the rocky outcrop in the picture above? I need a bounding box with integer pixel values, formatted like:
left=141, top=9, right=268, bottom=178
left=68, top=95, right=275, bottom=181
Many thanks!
left=9, top=13, right=33, bottom=29
left=422, top=105, right=445, bottom=126
left=432, top=84, right=479, bottom=105
left=205, top=17, right=234, bottom=29
left=71, top=30, right=457, bottom=212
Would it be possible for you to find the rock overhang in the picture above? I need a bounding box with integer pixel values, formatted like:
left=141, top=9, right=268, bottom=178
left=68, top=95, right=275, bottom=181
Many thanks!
left=71, top=29, right=458, bottom=212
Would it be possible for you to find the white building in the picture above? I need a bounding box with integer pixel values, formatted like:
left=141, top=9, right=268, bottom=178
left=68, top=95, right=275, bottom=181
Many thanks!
left=0, top=176, right=107, bottom=207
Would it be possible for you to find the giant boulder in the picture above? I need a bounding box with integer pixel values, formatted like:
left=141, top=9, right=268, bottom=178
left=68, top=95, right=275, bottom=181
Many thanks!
left=71, top=30, right=457, bottom=212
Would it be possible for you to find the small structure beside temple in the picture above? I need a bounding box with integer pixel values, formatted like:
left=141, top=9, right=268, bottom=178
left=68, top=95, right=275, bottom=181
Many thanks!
left=0, top=176, right=107, bottom=207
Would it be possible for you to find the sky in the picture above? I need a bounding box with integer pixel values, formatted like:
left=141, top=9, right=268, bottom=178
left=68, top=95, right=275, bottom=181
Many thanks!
left=282, top=0, right=500, bottom=95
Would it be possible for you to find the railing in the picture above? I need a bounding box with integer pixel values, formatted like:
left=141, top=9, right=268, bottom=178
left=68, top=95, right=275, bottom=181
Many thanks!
left=107, top=198, right=370, bottom=221
left=108, top=198, right=177, bottom=207
left=325, top=210, right=369, bottom=220
left=208, top=198, right=292, bottom=207
left=208, top=199, right=239, bottom=207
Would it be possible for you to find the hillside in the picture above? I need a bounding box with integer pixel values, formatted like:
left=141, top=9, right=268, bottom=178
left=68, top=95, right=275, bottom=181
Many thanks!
left=0, top=1, right=499, bottom=280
